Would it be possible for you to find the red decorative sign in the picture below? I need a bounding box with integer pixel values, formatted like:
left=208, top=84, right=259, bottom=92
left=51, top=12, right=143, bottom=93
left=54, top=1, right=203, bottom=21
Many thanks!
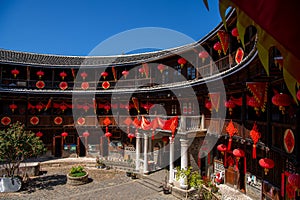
left=217, top=30, right=229, bottom=55
left=1, top=116, right=11, bottom=126
left=284, top=129, right=295, bottom=154
left=54, top=116, right=63, bottom=125
left=102, top=81, right=110, bottom=89
left=59, top=81, right=68, bottom=90
left=81, top=82, right=89, bottom=90
left=36, top=80, right=45, bottom=89
left=246, top=82, right=268, bottom=112
left=77, top=117, right=85, bottom=125
left=235, top=47, right=244, bottom=64
left=30, top=116, right=39, bottom=125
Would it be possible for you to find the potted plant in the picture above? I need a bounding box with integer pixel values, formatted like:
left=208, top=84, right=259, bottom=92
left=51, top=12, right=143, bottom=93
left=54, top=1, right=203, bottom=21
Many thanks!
left=162, top=171, right=171, bottom=194
left=175, top=166, right=203, bottom=190
left=210, top=183, right=219, bottom=193
left=67, top=165, right=89, bottom=186
left=0, top=122, right=46, bottom=192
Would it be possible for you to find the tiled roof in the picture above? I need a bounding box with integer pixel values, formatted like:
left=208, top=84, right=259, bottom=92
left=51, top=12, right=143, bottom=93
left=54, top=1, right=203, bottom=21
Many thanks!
left=0, top=43, right=195, bottom=67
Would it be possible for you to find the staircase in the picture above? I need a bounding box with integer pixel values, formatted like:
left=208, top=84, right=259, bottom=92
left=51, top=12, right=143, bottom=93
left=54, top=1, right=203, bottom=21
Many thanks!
left=137, top=169, right=169, bottom=193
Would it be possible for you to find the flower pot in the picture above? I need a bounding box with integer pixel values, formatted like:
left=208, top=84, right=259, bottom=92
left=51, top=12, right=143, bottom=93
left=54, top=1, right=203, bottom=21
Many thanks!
left=67, top=171, right=89, bottom=186
left=0, top=176, right=22, bottom=192
left=126, top=172, right=132, bottom=177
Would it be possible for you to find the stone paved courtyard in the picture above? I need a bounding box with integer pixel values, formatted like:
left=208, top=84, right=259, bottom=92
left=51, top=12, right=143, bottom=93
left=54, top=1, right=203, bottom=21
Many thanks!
left=0, top=165, right=178, bottom=200
left=0, top=158, right=253, bottom=200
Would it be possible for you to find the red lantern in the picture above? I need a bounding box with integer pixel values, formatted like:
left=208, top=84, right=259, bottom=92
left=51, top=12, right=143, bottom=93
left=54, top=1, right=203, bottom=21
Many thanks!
left=247, top=96, right=260, bottom=115
left=138, top=67, right=144, bottom=75
left=35, top=103, right=44, bottom=112
left=80, top=72, right=88, bottom=80
left=217, top=144, right=227, bottom=155
left=225, top=99, right=236, bottom=115
left=81, top=82, right=89, bottom=90
left=162, top=136, right=169, bottom=144
left=213, top=42, right=222, bottom=55
left=205, top=100, right=212, bottom=111
left=83, top=131, right=90, bottom=137
left=231, top=27, right=240, bottom=42
left=36, top=131, right=43, bottom=137
left=128, top=133, right=135, bottom=142
left=102, top=81, right=110, bottom=89
left=177, top=57, right=187, bottom=68
left=61, top=131, right=68, bottom=139
left=36, top=81, right=45, bottom=89
left=233, top=148, right=245, bottom=170
left=59, top=81, right=68, bottom=90
left=259, top=158, right=274, bottom=175
left=272, top=93, right=280, bottom=106
left=157, top=64, right=166, bottom=73
left=104, top=104, right=111, bottom=113
left=9, top=103, right=18, bottom=113
left=277, top=93, right=292, bottom=114
left=198, top=51, right=209, bottom=63
left=59, top=71, right=67, bottom=80
left=122, top=70, right=129, bottom=79
left=11, top=69, right=19, bottom=78
left=101, top=71, right=108, bottom=79
left=36, top=70, right=44, bottom=79
left=59, top=104, right=68, bottom=113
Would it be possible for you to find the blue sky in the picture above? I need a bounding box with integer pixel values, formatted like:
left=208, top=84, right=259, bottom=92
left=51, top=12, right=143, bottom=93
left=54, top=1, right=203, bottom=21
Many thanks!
left=0, top=0, right=221, bottom=56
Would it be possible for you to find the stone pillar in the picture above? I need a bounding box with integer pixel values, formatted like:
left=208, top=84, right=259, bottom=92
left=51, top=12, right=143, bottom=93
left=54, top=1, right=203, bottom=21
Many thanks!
left=169, top=137, right=175, bottom=184
left=143, top=133, right=149, bottom=174
left=135, top=132, right=141, bottom=172
left=201, top=114, right=205, bottom=130
left=180, top=138, right=189, bottom=189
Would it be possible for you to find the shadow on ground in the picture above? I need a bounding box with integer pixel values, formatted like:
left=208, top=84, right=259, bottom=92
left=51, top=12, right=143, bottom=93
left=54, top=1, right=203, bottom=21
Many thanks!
left=21, top=173, right=67, bottom=194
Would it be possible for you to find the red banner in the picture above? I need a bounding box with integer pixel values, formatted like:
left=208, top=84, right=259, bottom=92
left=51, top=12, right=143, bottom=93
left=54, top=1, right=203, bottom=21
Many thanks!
left=246, top=82, right=268, bottom=112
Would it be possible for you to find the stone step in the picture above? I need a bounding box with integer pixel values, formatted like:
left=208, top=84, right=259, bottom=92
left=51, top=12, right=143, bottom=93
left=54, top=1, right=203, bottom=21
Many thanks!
left=137, top=178, right=163, bottom=192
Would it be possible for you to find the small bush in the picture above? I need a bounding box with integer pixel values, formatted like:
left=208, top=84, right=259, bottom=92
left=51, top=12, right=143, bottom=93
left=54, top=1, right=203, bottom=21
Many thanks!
left=69, top=166, right=86, bottom=177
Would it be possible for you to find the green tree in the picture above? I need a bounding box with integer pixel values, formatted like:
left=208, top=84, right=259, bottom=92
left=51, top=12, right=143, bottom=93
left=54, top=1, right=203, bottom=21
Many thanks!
left=0, top=122, right=46, bottom=177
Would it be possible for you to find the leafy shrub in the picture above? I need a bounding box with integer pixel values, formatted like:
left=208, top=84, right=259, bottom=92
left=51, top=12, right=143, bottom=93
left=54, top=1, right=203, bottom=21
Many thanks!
left=69, top=166, right=87, bottom=177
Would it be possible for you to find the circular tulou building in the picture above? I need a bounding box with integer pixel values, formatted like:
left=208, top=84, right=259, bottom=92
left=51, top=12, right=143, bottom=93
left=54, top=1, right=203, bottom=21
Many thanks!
left=0, top=9, right=299, bottom=199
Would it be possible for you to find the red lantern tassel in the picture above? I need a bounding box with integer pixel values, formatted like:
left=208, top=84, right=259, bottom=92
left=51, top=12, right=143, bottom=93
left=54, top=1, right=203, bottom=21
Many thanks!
left=71, top=68, right=75, bottom=79
left=281, top=173, right=285, bottom=197
left=235, top=158, right=239, bottom=171
left=252, top=144, right=256, bottom=159
left=227, top=138, right=232, bottom=151
left=44, top=97, right=52, bottom=111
